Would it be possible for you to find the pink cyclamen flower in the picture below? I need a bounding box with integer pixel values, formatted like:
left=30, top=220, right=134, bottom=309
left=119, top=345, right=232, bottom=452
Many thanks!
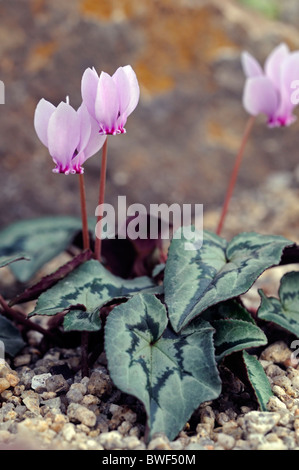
left=242, top=43, right=299, bottom=127
left=34, top=97, right=106, bottom=174
left=81, top=65, right=140, bottom=135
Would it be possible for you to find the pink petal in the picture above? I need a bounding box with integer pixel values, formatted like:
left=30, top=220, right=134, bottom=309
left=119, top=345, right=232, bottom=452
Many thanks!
left=121, top=65, right=140, bottom=116
left=243, top=76, right=279, bottom=119
left=280, top=51, right=299, bottom=104
left=265, top=43, right=290, bottom=90
left=47, top=102, right=80, bottom=171
left=241, top=52, right=263, bottom=78
left=80, top=114, right=107, bottom=161
left=34, top=98, right=56, bottom=147
left=77, top=103, right=92, bottom=153
left=95, top=72, right=119, bottom=133
left=81, top=67, right=99, bottom=119
left=112, top=67, right=131, bottom=115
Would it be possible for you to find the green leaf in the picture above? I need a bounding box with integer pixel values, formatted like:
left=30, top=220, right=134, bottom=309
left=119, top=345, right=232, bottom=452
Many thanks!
left=257, top=271, right=299, bottom=337
left=0, top=217, right=87, bottom=282
left=201, top=300, right=267, bottom=361
left=105, top=293, right=221, bottom=441
left=63, top=308, right=102, bottom=332
left=164, top=228, right=293, bottom=332
left=243, top=351, right=273, bottom=411
left=0, top=254, right=30, bottom=269
left=212, top=318, right=268, bottom=362
left=29, top=259, right=156, bottom=332
left=202, top=300, right=256, bottom=324
left=0, top=316, right=26, bottom=357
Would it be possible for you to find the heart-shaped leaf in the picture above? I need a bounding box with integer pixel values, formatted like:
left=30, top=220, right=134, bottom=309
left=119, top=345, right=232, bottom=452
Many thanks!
left=105, top=293, right=221, bottom=441
left=29, top=260, right=157, bottom=332
left=257, top=271, right=299, bottom=337
left=0, top=217, right=89, bottom=282
left=243, top=351, right=273, bottom=411
left=164, top=228, right=293, bottom=332
left=0, top=316, right=26, bottom=357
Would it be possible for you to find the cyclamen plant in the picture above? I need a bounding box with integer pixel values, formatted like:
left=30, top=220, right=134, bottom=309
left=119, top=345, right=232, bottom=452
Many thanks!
left=217, top=43, right=299, bottom=235
left=1, top=51, right=299, bottom=442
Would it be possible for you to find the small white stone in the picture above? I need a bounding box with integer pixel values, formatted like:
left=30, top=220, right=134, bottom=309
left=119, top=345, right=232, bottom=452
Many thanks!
left=31, top=373, right=52, bottom=392
left=61, top=423, right=76, bottom=442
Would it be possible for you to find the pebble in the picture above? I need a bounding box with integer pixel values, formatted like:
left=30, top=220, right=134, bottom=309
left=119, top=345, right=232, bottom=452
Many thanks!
left=14, top=354, right=31, bottom=368
left=66, top=383, right=86, bottom=403
left=98, top=430, right=126, bottom=450
left=45, top=374, right=69, bottom=394
left=31, top=373, right=52, bottom=392
left=243, top=411, right=281, bottom=434
left=215, top=432, right=235, bottom=450
left=22, top=391, right=41, bottom=415
left=67, top=403, right=97, bottom=428
left=260, top=342, right=293, bottom=365
left=1, top=337, right=299, bottom=450
left=87, top=370, right=112, bottom=397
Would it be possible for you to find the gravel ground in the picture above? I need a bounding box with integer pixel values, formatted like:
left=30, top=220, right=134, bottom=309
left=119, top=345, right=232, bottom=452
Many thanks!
left=0, top=336, right=299, bottom=451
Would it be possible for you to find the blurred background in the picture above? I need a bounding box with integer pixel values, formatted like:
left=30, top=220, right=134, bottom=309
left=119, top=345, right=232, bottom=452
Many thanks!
left=1, top=0, right=299, bottom=239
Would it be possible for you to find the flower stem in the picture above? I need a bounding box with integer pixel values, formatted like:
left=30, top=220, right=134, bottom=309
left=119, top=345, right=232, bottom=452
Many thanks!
left=216, top=116, right=255, bottom=236
left=94, top=137, right=108, bottom=262
left=79, top=173, right=90, bottom=251
left=0, top=295, right=60, bottom=344
left=78, top=173, right=91, bottom=377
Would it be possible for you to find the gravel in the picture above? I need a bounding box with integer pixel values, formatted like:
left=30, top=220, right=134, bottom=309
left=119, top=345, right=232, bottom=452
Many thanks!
left=1, top=338, right=299, bottom=450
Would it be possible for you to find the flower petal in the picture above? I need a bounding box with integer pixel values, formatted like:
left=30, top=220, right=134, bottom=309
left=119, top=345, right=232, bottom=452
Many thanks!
left=121, top=65, right=140, bottom=116
left=47, top=102, right=80, bottom=171
left=80, top=113, right=107, bottom=162
left=280, top=51, right=299, bottom=102
left=95, top=72, right=119, bottom=133
left=241, top=52, right=263, bottom=78
left=243, top=76, right=279, bottom=120
left=112, top=67, right=131, bottom=115
left=265, top=42, right=290, bottom=90
left=77, top=103, right=92, bottom=153
left=271, top=50, right=299, bottom=126
left=81, top=67, right=99, bottom=119
left=34, top=98, right=56, bottom=147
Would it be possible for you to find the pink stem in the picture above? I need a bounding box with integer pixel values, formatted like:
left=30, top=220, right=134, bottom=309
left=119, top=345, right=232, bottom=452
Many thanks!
left=94, top=138, right=108, bottom=262
left=216, top=116, right=255, bottom=236
left=79, top=173, right=90, bottom=251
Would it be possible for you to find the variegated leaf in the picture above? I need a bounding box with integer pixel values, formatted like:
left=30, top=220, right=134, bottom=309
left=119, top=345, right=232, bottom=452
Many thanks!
left=243, top=351, right=273, bottom=411
left=164, top=228, right=293, bottom=332
left=257, top=271, right=299, bottom=337
left=212, top=319, right=267, bottom=361
left=63, top=308, right=102, bottom=332
left=105, top=293, right=221, bottom=441
left=202, top=300, right=256, bottom=324
left=202, top=300, right=268, bottom=361
left=29, top=259, right=156, bottom=332
left=0, top=316, right=26, bottom=357
left=0, top=217, right=89, bottom=282
left=0, top=254, right=30, bottom=269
